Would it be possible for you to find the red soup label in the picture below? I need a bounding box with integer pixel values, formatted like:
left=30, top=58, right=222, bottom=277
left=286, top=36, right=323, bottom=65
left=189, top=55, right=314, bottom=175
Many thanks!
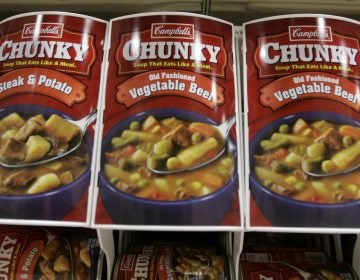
left=244, top=15, right=360, bottom=228
left=0, top=12, right=107, bottom=223
left=95, top=12, right=240, bottom=226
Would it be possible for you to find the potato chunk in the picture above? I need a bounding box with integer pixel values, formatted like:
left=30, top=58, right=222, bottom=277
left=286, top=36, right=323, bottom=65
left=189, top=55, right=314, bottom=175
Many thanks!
left=27, top=173, right=61, bottom=194
left=45, top=114, right=79, bottom=143
left=25, top=135, right=50, bottom=163
left=1, top=113, right=25, bottom=128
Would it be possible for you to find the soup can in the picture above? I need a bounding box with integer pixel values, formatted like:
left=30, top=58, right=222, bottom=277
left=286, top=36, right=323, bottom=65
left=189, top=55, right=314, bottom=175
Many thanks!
left=0, top=11, right=107, bottom=224
left=94, top=11, right=241, bottom=227
left=112, top=253, right=234, bottom=280
left=0, top=225, right=101, bottom=280
left=244, top=14, right=360, bottom=228
left=239, top=261, right=359, bottom=280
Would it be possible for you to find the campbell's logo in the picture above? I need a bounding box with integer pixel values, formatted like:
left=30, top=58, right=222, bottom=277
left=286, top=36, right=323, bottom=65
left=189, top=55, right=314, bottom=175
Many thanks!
left=151, top=23, right=194, bottom=39
left=22, top=23, right=63, bottom=39
left=289, top=25, right=332, bottom=41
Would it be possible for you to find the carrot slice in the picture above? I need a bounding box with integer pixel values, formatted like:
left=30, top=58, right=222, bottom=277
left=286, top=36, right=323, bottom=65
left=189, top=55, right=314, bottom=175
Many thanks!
left=339, top=125, right=360, bottom=140
left=189, top=122, right=217, bottom=137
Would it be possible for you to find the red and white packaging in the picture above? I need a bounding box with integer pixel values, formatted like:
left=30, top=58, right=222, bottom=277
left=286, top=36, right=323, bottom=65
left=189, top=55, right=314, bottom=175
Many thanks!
left=0, top=225, right=101, bottom=280
left=243, top=15, right=360, bottom=229
left=0, top=12, right=107, bottom=225
left=93, top=12, right=241, bottom=228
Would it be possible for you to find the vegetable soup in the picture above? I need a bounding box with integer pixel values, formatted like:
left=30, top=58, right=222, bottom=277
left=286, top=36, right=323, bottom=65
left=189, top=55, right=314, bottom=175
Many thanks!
left=0, top=112, right=89, bottom=195
left=104, top=115, right=235, bottom=201
left=253, top=118, right=360, bottom=203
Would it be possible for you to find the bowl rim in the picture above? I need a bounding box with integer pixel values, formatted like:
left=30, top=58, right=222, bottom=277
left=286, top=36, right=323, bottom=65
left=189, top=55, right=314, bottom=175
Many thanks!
left=249, top=110, right=360, bottom=208
left=99, top=107, right=238, bottom=205
left=0, top=104, right=92, bottom=199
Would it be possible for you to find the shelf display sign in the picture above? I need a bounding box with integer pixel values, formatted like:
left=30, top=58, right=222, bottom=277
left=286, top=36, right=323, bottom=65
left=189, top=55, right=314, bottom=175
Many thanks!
left=0, top=12, right=107, bottom=225
left=244, top=15, right=360, bottom=229
left=93, top=12, right=242, bottom=228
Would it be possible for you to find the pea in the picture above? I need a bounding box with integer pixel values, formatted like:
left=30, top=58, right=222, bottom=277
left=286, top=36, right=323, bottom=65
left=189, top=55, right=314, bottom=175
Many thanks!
left=345, top=184, right=358, bottom=194
left=190, top=181, right=203, bottom=191
left=129, top=121, right=140, bottom=131
left=218, top=167, right=230, bottom=177
left=166, top=157, right=181, bottom=170
left=176, top=179, right=186, bottom=187
left=221, top=157, right=233, bottom=168
left=137, top=179, right=149, bottom=188
left=332, top=181, right=342, bottom=189
left=153, top=139, right=173, bottom=156
left=294, top=182, right=306, bottom=191
left=279, top=124, right=290, bottom=133
left=191, top=132, right=203, bottom=144
left=130, top=173, right=141, bottom=182
left=264, top=180, right=273, bottom=187
left=200, top=186, right=211, bottom=196
left=306, top=142, right=326, bottom=159
left=342, top=135, right=353, bottom=147
left=285, top=176, right=297, bottom=185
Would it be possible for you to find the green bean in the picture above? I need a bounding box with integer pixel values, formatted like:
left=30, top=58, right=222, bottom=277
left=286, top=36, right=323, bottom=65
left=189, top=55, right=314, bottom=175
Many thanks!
left=177, top=137, right=218, bottom=167
left=122, top=130, right=159, bottom=142
left=332, top=141, right=360, bottom=169
left=112, top=135, right=139, bottom=149
left=166, top=157, right=181, bottom=170
left=279, top=124, right=290, bottom=133
left=321, top=160, right=336, bottom=173
left=271, top=133, right=311, bottom=145
left=261, top=138, right=290, bottom=152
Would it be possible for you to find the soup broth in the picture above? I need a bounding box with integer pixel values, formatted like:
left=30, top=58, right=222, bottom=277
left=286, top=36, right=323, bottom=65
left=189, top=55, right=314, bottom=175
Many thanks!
left=0, top=112, right=89, bottom=195
left=253, top=118, right=360, bottom=204
left=104, top=115, right=235, bottom=201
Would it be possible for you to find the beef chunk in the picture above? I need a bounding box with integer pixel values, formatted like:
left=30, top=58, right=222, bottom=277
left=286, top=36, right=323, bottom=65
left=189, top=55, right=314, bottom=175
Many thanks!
left=3, top=169, right=35, bottom=188
left=0, top=138, right=26, bottom=163
left=15, top=119, right=44, bottom=141
left=162, top=124, right=191, bottom=148
left=315, top=127, right=343, bottom=150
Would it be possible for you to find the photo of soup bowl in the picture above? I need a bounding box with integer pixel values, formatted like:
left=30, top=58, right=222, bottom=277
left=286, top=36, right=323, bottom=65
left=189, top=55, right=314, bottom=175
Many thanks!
left=249, top=111, right=360, bottom=227
left=99, top=108, right=238, bottom=225
left=0, top=104, right=92, bottom=220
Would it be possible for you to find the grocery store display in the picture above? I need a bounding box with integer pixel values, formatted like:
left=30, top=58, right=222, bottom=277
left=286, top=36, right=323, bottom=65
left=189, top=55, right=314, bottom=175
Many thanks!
left=243, top=14, right=360, bottom=228
left=0, top=12, right=107, bottom=223
left=0, top=225, right=102, bottom=279
left=94, top=12, right=241, bottom=226
left=112, top=238, right=234, bottom=279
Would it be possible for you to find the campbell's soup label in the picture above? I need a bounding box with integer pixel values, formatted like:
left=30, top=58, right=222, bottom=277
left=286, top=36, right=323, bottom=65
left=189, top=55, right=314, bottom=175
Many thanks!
left=94, top=12, right=240, bottom=226
left=113, top=254, right=158, bottom=280
left=244, top=15, right=360, bottom=229
left=0, top=225, right=100, bottom=280
left=0, top=12, right=107, bottom=223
